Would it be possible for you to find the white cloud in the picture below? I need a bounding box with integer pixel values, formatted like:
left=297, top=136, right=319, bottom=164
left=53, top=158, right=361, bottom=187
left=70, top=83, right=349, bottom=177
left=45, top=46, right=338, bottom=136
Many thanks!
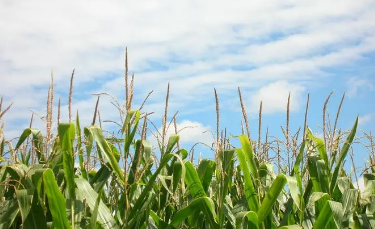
left=148, top=120, right=214, bottom=149
left=346, top=77, right=374, bottom=98
left=1, top=0, right=375, bottom=133
left=358, top=114, right=372, bottom=126
left=248, top=81, right=305, bottom=115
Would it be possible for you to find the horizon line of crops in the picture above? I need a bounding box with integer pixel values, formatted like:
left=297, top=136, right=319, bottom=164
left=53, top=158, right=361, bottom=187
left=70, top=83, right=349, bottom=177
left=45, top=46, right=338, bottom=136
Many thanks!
left=0, top=49, right=374, bottom=228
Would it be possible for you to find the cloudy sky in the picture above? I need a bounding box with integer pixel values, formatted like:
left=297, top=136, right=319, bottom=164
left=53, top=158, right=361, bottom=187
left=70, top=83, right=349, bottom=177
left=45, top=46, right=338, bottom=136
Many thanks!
left=1, top=0, right=374, bottom=167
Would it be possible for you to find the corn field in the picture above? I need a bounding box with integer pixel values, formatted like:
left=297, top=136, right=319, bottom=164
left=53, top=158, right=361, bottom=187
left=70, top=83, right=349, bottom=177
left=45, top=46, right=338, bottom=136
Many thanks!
left=0, top=53, right=374, bottom=229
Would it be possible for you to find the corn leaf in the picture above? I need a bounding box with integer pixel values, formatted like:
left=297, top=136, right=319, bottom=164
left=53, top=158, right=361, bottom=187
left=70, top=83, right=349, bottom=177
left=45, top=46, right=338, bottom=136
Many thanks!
left=185, top=161, right=207, bottom=198
left=23, top=192, right=48, bottom=229
left=257, top=174, right=287, bottom=225
left=75, top=178, right=118, bottom=229
left=279, top=225, right=303, bottom=229
left=15, top=128, right=45, bottom=162
left=76, top=112, right=87, bottom=179
left=85, top=126, right=124, bottom=184
left=236, top=148, right=259, bottom=211
left=89, top=189, right=103, bottom=229
left=128, top=153, right=181, bottom=223
left=238, top=134, right=258, bottom=180
left=169, top=196, right=219, bottom=229
left=313, top=200, right=344, bottom=229
left=0, top=199, right=19, bottom=228
left=173, top=161, right=183, bottom=192
left=197, top=159, right=216, bottom=194
left=15, top=188, right=34, bottom=223
left=43, top=169, right=71, bottom=229
left=306, top=129, right=329, bottom=172
left=330, top=117, right=358, bottom=194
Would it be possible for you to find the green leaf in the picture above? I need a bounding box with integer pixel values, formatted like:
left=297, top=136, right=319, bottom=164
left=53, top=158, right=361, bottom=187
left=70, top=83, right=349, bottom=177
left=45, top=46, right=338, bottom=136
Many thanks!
left=313, top=200, right=344, bottom=229
left=238, top=134, right=259, bottom=180
left=244, top=211, right=259, bottom=229
left=84, top=127, right=94, bottom=159
left=128, top=153, right=182, bottom=223
left=43, top=169, right=71, bottom=229
left=58, top=123, right=76, bottom=227
left=173, top=161, right=183, bottom=192
left=286, top=176, right=301, bottom=211
left=122, top=110, right=141, bottom=154
left=236, top=148, right=259, bottom=211
left=89, top=189, right=103, bottom=229
left=185, top=161, right=207, bottom=199
left=308, top=156, right=322, bottom=192
left=15, top=128, right=46, bottom=162
left=306, top=129, right=329, bottom=171
left=169, top=197, right=219, bottom=229
left=257, top=174, right=287, bottom=225
left=218, top=149, right=235, bottom=228
left=279, top=225, right=303, bottom=229
left=76, top=112, right=87, bottom=179
left=85, top=126, right=124, bottom=184
left=165, top=134, right=179, bottom=155
left=128, top=139, right=142, bottom=186
left=354, top=214, right=373, bottom=229
left=58, top=123, right=76, bottom=197
left=197, top=159, right=216, bottom=194
left=316, top=159, right=330, bottom=194
left=0, top=200, right=19, bottom=228
left=222, top=203, right=236, bottom=228
left=75, top=178, right=118, bottom=229
left=16, top=188, right=34, bottom=223
left=90, top=165, right=111, bottom=192
left=0, top=134, right=5, bottom=157
left=330, top=117, right=358, bottom=194
left=306, top=192, right=329, bottom=215
left=149, top=210, right=168, bottom=228
left=23, top=191, right=48, bottom=229
left=342, top=189, right=358, bottom=228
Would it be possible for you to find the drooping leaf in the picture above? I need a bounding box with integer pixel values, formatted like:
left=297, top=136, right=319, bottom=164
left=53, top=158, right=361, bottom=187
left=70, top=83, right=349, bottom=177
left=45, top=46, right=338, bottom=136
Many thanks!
left=0, top=199, right=19, bottom=228
left=15, top=188, right=34, bottom=223
left=165, top=134, right=180, bottom=155
left=15, top=128, right=45, bottom=162
left=169, top=197, right=219, bottom=229
left=75, top=178, right=118, bottom=229
left=85, top=126, right=124, bottom=184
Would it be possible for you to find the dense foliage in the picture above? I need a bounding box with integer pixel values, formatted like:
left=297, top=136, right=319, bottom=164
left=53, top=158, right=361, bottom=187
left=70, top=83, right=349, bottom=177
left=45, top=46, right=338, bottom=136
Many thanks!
left=0, top=65, right=374, bottom=228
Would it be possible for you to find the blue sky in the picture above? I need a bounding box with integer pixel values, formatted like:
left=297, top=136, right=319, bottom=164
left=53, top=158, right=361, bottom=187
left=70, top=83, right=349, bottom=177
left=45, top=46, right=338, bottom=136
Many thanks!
left=1, top=1, right=375, bottom=183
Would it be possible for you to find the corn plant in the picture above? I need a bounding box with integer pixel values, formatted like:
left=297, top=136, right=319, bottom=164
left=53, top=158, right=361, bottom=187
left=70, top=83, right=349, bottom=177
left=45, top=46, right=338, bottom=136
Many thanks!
left=0, top=52, right=374, bottom=228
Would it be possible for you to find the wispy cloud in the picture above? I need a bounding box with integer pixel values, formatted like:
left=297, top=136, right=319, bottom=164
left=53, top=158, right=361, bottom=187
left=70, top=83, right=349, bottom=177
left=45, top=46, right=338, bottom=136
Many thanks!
left=148, top=120, right=214, bottom=149
left=358, top=114, right=373, bottom=126
left=346, top=77, right=374, bottom=98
